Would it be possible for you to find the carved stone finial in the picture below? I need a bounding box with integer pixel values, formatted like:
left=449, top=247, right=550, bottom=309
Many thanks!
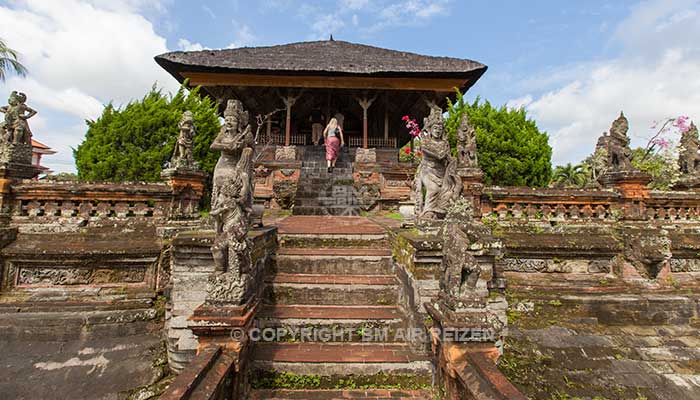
left=678, top=121, right=700, bottom=180
left=610, top=111, right=629, bottom=139
left=595, top=111, right=635, bottom=174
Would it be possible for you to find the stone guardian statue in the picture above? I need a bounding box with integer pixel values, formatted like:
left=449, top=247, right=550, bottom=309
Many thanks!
left=207, top=100, right=256, bottom=304
left=414, top=105, right=463, bottom=221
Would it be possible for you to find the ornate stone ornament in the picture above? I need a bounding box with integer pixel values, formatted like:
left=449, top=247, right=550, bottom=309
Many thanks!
left=676, top=122, right=700, bottom=189
left=414, top=105, right=463, bottom=221
left=596, top=112, right=635, bottom=172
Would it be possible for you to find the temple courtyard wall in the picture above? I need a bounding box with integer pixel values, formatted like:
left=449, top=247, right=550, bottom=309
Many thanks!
left=0, top=163, right=699, bottom=398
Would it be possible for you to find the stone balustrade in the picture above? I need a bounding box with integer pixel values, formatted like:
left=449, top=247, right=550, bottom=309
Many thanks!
left=11, top=180, right=173, bottom=222
left=481, top=187, right=700, bottom=222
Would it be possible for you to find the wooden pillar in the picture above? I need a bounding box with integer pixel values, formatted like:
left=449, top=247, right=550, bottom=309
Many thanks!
left=357, top=95, right=376, bottom=149
left=281, top=93, right=299, bottom=147
left=266, top=116, right=272, bottom=137
left=384, top=107, right=389, bottom=144
left=284, top=102, right=292, bottom=146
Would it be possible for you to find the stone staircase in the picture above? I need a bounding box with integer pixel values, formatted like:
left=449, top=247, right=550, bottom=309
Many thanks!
left=248, top=216, right=434, bottom=399
left=292, top=146, right=360, bottom=216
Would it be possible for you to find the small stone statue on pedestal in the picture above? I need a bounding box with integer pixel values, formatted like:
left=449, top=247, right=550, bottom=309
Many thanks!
left=0, top=91, right=37, bottom=170
left=414, top=105, right=462, bottom=222
left=161, top=110, right=207, bottom=219
left=170, top=111, right=197, bottom=169
left=207, top=100, right=255, bottom=304
left=456, top=112, right=478, bottom=169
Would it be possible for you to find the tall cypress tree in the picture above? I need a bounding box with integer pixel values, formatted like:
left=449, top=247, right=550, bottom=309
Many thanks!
left=446, top=92, right=552, bottom=187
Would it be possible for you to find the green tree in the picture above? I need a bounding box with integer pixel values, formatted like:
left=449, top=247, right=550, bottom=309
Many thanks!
left=631, top=147, right=679, bottom=190
left=551, top=163, right=587, bottom=188
left=74, top=85, right=220, bottom=182
left=0, top=38, right=27, bottom=81
left=446, top=92, right=552, bottom=187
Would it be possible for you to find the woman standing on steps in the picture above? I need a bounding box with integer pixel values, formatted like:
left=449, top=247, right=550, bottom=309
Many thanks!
left=323, top=117, right=344, bottom=172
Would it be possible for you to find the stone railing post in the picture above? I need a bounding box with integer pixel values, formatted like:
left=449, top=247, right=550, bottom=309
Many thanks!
left=160, top=168, right=207, bottom=220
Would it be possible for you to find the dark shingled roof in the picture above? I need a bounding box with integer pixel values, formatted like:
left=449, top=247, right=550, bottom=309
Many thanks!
left=155, top=40, right=487, bottom=79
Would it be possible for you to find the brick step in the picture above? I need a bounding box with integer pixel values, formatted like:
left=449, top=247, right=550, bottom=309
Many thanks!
left=253, top=342, right=431, bottom=364
left=256, top=305, right=409, bottom=342
left=251, top=343, right=433, bottom=389
left=278, top=235, right=388, bottom=249
left=273, top=253, right=393, bottom=275
left=249, top=389, right=434, bottom=399
left=263, top=278, right=398, bottom=306
left=291, top=199, right=368, bottom=209
left=292, top=206, right=361, bottom=216
left=277, top=216, right=385, bottom=235
left=276, top=248, right=392, bottom=256
left=267, top=273, right=395, bottom=285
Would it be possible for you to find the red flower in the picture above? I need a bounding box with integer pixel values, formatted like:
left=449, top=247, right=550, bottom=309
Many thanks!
left=402, top=115, right=409, bottom=121
left=404, top=147, right=411, bottom=154
left=416, top=151, right=423, bottom=157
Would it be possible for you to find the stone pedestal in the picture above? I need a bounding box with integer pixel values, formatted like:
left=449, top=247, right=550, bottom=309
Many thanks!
left=160, top=167, right=207, bottom=220
left=458, top=167, right=484, bottom=217
left=599, top=170, right=652, bottom=220
left=354, top=147, right=377, bottom=164
left=275, top=145, right=297, bottom=161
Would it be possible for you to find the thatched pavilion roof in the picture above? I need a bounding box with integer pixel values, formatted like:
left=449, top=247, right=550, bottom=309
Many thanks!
left=155, top=39, right=487, bottom=91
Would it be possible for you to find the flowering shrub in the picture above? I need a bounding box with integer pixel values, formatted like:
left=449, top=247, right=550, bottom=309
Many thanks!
left=399, top=115, right=423, bottom=163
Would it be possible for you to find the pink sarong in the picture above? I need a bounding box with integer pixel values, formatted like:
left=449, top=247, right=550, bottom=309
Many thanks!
left=326, top=136, right=340, bottom=161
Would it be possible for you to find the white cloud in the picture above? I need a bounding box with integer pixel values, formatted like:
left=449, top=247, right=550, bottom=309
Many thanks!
left=0, top=0, right=181, bottom=173
left=178, top=38, right=206, bottom=51
left=512, top=0, right=700, bottom=166
left=341, top=0, right=371, bottom=10
left=227, top=20, right=256, bottom=48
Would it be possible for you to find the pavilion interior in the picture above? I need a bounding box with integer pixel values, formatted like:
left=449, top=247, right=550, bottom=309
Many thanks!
left=205, top=86, right=456, bottom=149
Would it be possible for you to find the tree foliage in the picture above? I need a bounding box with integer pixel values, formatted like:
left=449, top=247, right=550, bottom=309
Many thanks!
left=551, top=163, right=588, bottom=188
left=446, top=92, right=552, bottom=187
left=74, top=85, right=220, bottom=182
left=0, top=38, right=27, bottom=82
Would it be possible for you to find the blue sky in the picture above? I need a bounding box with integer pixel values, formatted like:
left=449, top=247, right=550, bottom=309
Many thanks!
left=1, top=0, right=699, bottom=173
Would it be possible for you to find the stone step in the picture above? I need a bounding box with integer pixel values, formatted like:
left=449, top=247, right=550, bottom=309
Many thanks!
left=0, top=308, right=158, bottom=342
left=263, top=275, right=399, bottom=306
left=250, top=343, right=433, bottom=389
left=249, top=389, right=434, bottom=399
left=256, top=305, right=409, bottom=342
left=273, top=252, right=393, bottom=275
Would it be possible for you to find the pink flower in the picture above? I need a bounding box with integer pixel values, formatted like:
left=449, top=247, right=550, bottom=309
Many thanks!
left=651, top=137, right=671, bottom=149
left=402, top=115, right=409, bottom=121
